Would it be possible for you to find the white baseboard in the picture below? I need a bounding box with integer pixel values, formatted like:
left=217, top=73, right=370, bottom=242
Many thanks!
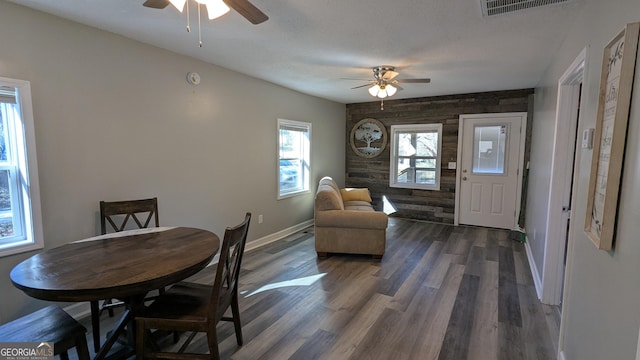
left=64, top=219, right=315, bottom=320
left=524, top=236, right=543, bottom=299
left=64, top=301, right=92, bottom=320
left=244, top=219, right=314, bottom=252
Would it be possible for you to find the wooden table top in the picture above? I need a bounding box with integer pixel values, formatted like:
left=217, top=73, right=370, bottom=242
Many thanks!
left=10, top=227, right=219, bottom=302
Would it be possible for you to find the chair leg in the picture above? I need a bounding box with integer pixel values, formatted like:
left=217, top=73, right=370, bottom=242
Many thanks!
left=136, top=319, right=146, bottom=360
left=105, top=299, right=115, bottom=317
left=90, top=301, right=101, bottom=353
left=230, top=292, right=243, bottom=346
left=206, top=328, right=221, bottom=360
left=74, top=333, right=91, bottom=360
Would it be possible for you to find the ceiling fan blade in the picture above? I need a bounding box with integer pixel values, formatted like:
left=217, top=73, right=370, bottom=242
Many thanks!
left=223, top=0, right=269, bottom=24
left=143, top=0, right=170, bottom=9
left=397, top=78, right=431, bottom=83
left=381, top=70, right=399, bottom=81
left=390, top=83, right=404, bottom=91
left=351, top=84, right=372, bottom=89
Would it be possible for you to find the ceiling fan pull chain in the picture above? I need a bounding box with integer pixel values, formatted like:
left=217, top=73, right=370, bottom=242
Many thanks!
left=186, top=0, right=191, bottom=33
left=380, top=99, right=384, bottom=111
left=197, top=2, right=203, bottom=47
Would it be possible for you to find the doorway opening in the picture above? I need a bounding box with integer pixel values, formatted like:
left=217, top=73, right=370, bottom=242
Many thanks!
left=540, top=48, right=587, bottom=306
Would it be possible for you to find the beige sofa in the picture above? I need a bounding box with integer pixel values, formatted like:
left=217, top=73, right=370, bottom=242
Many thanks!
left=314, top=177, right=388, bottom=259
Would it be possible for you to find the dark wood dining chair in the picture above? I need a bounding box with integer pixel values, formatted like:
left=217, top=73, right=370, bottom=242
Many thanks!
left=0, top=305, right=90, bottom=360
left=100, top=197, right=160, bottom=234
left=135, top=212, right=251, bottom=360
left=90, top=197, right=159, bottom=352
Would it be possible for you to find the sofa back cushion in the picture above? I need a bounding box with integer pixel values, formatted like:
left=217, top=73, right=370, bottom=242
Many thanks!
left=316, top=186, right=344, bottom=211
left=316, top=177, right=344, bottom=211
left=319, top=176, right=340, bottom=193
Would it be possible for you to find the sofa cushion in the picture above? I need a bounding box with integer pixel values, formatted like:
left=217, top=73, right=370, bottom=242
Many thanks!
left=344, top=201, right=375, bottom=211
left=340, top=188, right=372, bottom=203
left=315, top=210, right=388, bottom=230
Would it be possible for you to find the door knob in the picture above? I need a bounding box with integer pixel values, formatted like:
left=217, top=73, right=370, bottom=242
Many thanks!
left=462, top=176, right=468, bottom=181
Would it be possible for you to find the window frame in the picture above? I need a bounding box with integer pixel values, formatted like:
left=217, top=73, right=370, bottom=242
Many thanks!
left=389, top=123, right=443, bottom=191
left=0, top=77, right=44, bottom=257
left=277, top=118, right=311, bottom=200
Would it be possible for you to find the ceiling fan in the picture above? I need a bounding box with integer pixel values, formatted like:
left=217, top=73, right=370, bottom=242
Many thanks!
left=143, top=0, right=268, bottom=25
left=350, top=66, right=431, bottom=110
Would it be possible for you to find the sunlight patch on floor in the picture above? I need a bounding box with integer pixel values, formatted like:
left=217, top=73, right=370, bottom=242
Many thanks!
left=242, top=273, right=327, bottom=297
left=383, top=195, right=397, bottom=215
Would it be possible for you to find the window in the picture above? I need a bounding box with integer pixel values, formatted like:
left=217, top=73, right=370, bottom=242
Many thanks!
left=277, top=119, right=311, bottom=199
left=390, top=124, right=442, bottom=190
left=472, top=124, right=507, bottom=174
left=0, top=77, right=43, bottom=257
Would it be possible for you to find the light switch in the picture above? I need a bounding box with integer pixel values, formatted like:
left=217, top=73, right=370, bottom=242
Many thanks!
left=582, top=128, right=594, bottom=149
left=448, top=162, right=457, bottom=170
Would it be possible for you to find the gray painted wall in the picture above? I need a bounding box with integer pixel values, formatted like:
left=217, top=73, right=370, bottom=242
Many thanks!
left=527, top=0, right=640, bottom=358
left=0, top=2, right=346, bottom=323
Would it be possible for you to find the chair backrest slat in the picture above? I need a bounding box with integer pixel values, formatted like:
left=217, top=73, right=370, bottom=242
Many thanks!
left=209, top=212, right=251, bottom=323
left=100, top=197, right=159, bottom=234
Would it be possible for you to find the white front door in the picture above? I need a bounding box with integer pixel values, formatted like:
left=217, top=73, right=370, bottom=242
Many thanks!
left=457, top=113, right=526, bottom=230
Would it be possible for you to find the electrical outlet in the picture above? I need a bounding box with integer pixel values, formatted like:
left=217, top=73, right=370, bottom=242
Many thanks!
left=258, top=214, right=263, bottom=224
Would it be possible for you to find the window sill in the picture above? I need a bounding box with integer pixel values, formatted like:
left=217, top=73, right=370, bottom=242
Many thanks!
left=278, top=189, right=311, bottom=200
left=390, top=183, right=440, bottom=191
left=0, top=240, right=43, bottom=258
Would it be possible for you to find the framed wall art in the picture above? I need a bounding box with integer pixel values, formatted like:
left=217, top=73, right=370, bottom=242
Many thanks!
left=350, top=118, right=388, bottom=158
left=584, top=22, right=640, bottom=250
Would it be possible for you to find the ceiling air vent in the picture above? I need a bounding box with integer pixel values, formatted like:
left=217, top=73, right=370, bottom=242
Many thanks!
left=481, top=0, right=574, bottom=17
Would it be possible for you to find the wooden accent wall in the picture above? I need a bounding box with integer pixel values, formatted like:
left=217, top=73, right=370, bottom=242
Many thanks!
left=345, top=89, right=535, bottom=224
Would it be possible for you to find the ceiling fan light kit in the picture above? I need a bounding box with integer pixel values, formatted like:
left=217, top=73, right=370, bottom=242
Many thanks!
left=168, top=0, right=187, bottom=11
left=168, top=0, right=230, bottom=19
left=355, top=65, right=430, bottom=110
left=368, top=84, right=397, bottom=98
left=201, top=0, right=230, bottom=20
left=143, top=0, right=268, bottom=47
left=144, top=0, right=268, bottom=23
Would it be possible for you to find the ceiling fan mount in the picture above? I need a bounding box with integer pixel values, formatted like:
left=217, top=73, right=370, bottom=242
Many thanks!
left=348, top=65, right=431, bottom=110
left=350, top=66, right=431, bottom=94
left=372, top=65, right=398, bottom=80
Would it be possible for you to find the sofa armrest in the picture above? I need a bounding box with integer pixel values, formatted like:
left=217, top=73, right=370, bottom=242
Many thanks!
left=315, top=210, right=388, bottom=230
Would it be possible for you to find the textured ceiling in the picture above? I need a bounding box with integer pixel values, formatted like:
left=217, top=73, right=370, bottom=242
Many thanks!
left=7, top=0, right=585, bottom=104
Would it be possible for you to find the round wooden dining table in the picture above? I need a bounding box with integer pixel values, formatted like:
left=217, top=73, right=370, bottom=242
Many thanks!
left=10, top=226, right=220, bottom=360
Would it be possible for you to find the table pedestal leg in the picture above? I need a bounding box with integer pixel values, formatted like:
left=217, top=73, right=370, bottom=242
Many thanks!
left=94, top=294, right=146, bottom=360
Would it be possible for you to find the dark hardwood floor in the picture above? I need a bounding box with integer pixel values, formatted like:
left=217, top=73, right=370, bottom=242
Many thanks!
left=81, top=217, right=560, bottom=360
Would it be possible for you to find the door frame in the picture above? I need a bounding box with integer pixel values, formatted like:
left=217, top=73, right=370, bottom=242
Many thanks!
left=455, top=112, right=528, bottom=230
left=540, top=47, right=587, bottom=306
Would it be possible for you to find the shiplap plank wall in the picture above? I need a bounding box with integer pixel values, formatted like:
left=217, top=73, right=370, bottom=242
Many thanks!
left=345, top=89, right=535, bottom=224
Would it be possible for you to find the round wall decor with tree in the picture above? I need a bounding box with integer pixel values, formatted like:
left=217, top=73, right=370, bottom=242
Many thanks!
left=350, top=118, right=388, bottom=158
